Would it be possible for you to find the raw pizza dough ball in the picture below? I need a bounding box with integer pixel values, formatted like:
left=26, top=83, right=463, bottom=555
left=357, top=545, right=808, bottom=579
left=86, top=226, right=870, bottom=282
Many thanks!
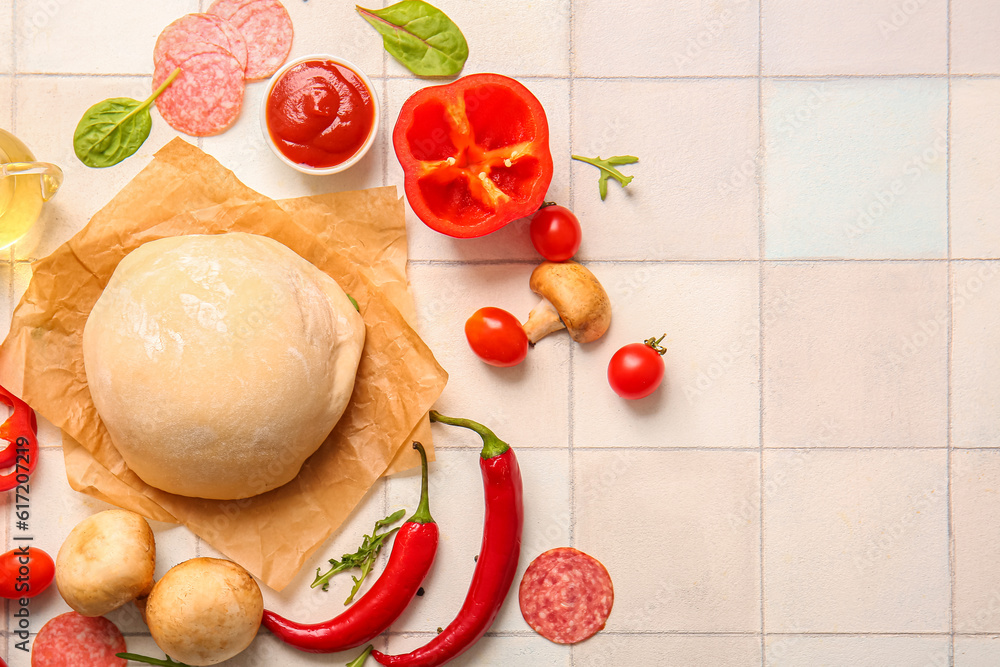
left=83, top=233, right=365, bottom=500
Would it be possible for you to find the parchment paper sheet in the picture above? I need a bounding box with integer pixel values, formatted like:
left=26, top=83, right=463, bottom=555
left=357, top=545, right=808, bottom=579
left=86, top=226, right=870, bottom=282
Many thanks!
left=0, top=138, right=448, bottom=590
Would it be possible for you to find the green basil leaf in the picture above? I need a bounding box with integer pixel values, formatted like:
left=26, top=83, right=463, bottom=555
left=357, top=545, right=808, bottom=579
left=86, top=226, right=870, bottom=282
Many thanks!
left=357, top=1, right=468, bottom=77
left=74, top=68, right=179, bottom=168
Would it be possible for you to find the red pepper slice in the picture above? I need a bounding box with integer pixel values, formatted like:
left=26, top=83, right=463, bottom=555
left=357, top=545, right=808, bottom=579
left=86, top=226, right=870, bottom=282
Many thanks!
left=0, top=384, right=39, bottom=492
left=352, top=411, right=524, bottom=667
left=393, top=73, right=554, bottom=238
left=261, top=442, right=438, bottom=653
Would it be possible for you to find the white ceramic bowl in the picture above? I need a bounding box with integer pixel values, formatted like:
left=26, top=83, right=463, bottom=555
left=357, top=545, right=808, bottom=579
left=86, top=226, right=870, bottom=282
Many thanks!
left=260, top=54, right=380, bottom=176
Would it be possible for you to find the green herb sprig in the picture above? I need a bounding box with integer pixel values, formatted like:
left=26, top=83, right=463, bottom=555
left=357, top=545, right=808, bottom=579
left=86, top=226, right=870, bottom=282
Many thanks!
left=357, top=1, right=468, bottom=77
left=116, top=653, right=191, bottom=667
left=74, top=68, right=179, bottom=168
left=312, top=509, right=406, bottom=605
left=572, top=154, right=639, bottom=200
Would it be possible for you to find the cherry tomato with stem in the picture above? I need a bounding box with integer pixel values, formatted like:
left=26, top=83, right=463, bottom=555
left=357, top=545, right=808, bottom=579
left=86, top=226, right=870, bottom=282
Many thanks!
left=465, top=307, right=529, bottom=367
left=0, top=546, right=55, bottom=599
left=530, top=203, right=582, bottom=262
left=608, top=334, right=667, bottom=400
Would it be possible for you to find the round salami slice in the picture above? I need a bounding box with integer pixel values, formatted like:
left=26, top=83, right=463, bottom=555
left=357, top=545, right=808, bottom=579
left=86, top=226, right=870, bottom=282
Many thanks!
left=154, top=50, right=245, bottom=137
left=207, top=0, right=293, bottom=80
left=209, top=14, right=250, bottom=74
left=31, top=612, right=126, bottom=667
left=154, top=12, right=248, bottom=75
left=519, top=547, right=614, bottom=644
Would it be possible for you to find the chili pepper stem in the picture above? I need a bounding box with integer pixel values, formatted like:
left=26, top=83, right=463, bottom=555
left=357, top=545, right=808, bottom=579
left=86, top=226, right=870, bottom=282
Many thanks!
left=429, top=411, right=510, bottom=460
left=408, top=442, right=433, bottom=524
left=346, top=644, right=374, bottom=667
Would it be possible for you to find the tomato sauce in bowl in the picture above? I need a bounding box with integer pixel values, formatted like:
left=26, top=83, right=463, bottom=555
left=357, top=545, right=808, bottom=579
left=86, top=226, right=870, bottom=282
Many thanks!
left=262, top=56, right=378, bottom=174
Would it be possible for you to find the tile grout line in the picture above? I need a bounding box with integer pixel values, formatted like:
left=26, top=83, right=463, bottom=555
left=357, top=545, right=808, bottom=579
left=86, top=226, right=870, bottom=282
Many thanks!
left=430, top=444, right=983, bottom=452
left=10, top=0, right=17, bottom=141
left=406, top=257, right=997, bottom=266
left=195, top=0, right=204, bottom=171
left=376, top=0, right=390, bottom=555
left=5, top=1, right=18, bottom=646
left=382, top=0, right=389, bottom=76
left=24, top=627, right=1000, bottom=638
left=380, top=0, right=393, bottom=548
left=194, top=0, right=203, bottom=208
left=14, top=72, right=1000, bottom=81
left=5, top=0, right=11, bottom=80
left=380, top=0, right=389, bottom=222
left=382, top=77, right=389, bottom=190
left=567, top=2, right=576, bottom=665
left=757, top=0, right=766, bottom=664
left=946, top=0, right=955, bottom=663
left=14, top=256, right=1000, bottom=267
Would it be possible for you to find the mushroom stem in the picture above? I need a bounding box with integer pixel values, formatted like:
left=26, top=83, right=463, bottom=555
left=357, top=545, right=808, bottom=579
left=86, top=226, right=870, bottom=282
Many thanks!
left=523, top=261, right=612, bottom=345
left=522, top=296, right=566, bottom=344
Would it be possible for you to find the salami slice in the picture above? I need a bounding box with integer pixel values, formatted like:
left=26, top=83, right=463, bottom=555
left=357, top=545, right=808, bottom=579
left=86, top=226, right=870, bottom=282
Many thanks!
left=31, top=612, right=126, bottom=667
left=154, top=50, right=245, bottom=137
left=210, top=14, right=250, bottom=74
left=518, top=547, right=614, bottom=644
left=154, top=12, right=248, bottom=75
left=207, top=0, right=293, bottom=80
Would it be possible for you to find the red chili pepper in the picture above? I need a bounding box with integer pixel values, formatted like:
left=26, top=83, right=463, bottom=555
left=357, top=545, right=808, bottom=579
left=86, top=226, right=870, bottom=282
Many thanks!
left=393, top=73, right=554, bottom=239
left=351, top=410, right=524, bottom=667
left=261, top=442, right=438, bottom=653
left=0, top=383, right=39, bottom=492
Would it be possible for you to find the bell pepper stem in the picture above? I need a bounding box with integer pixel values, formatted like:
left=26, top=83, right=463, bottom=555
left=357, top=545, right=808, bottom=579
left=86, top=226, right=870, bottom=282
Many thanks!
left=407, top=441, right=434, bottom=525
left=346, top=644, right=374, bottom=667
left=429, top=411, right=510, bottom=460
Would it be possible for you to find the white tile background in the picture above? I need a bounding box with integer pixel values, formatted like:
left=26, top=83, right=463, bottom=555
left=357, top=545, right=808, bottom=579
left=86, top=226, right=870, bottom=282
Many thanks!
left=2, top=0, right=1000, bottom=666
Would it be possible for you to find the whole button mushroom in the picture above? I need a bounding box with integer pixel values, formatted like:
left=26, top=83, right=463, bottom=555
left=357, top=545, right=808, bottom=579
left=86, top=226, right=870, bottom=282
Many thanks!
left=55, top=509, right=156, bottom=617
left=145, top=557, right=263, bottom=666
left=521, top=261, right=611, bottom=344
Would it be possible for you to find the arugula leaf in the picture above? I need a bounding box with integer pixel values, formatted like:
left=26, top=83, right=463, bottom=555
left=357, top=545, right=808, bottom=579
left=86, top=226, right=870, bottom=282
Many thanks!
left=116, top=653, right=192, bottom=667
left=572, top=154, right=639, bottom=200
left=74, top=68, right=179, bottom=168
left=357, top=1, right=468, bottom=77
left=312, top=509, right=406, bottom=605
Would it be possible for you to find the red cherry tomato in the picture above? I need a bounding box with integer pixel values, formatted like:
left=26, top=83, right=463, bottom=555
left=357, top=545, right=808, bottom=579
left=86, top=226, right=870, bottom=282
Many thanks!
left=465, top=307, right=529, bottom=367
left=0, top=546, right=54, bottom=599
left=529, top=204, right=582, bottom=262
left=608, top=335, right=667, bottom=400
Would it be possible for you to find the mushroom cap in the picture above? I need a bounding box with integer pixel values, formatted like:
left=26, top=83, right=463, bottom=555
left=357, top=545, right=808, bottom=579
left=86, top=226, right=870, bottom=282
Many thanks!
left=146, top=557, right=262, bottom=666
left=55, top=509, right=156, bottom=617
left=529, top=261, right=611, bottom=343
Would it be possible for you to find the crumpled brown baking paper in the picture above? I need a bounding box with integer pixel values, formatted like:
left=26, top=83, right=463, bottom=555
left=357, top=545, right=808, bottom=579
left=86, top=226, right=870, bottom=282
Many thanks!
left=0, top=138, right=448, bottom=590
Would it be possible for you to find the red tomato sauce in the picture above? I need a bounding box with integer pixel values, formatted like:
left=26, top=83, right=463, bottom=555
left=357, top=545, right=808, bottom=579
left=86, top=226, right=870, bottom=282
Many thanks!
left=266, top=59, right=375, bottom=169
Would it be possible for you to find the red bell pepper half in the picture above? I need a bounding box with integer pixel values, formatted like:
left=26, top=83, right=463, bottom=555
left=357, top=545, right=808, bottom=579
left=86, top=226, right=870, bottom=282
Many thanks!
left=393, top=73, right=554, bottom=238
left=0, top=383, right=39, bottom=492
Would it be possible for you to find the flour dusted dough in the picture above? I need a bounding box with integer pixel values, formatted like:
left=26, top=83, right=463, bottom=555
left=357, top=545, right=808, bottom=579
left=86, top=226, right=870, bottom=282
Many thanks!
left=83, top=233, right=365, bottom=500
